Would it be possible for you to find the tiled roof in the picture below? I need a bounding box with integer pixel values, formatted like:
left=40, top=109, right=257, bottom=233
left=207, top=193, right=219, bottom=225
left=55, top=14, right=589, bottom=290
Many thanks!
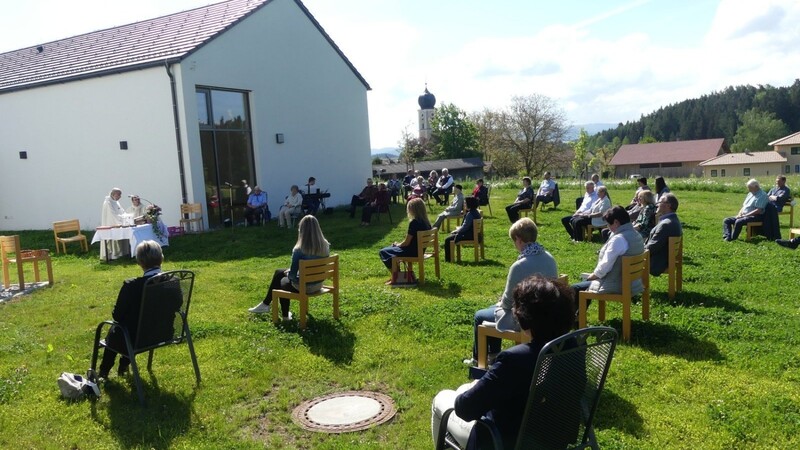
left=768, top=131, right=800, bottom=146
left=699, top=151, right=786, bottom=166
left=0, top=0, right=369, bottom=92
left=610, top=138, right=726, bottom=165
left=373, top=157, right=484, bottom=175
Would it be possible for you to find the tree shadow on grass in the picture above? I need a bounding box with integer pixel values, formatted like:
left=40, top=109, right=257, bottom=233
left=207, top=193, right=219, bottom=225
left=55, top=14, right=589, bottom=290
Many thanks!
left=93, top=378, right=196, bottom=449
left=604, top=319, right=723, bottom=362
left=297, top=318, right=355, bottom=366
left=594, top=389, right=645, bottom=438
left=651, top=290, right=753, bottom=314
left=448, top=258, right=505, bottom=268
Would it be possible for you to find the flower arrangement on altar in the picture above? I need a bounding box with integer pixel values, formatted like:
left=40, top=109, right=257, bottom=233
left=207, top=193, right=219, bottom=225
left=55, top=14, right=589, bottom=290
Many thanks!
left=145, top=204, right=164, bottom=239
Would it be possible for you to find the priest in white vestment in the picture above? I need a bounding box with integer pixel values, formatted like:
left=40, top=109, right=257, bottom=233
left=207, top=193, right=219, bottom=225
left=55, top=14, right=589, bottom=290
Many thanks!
left=100, top=188, right=130, bottom=260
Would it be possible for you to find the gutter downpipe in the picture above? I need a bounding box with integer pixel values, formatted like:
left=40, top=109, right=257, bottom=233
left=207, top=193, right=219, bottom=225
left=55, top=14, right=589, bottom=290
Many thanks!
left=165, top=60, right=189, bottom=205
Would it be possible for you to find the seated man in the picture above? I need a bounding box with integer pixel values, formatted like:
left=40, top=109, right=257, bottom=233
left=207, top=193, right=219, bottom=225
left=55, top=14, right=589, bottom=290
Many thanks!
left=722, top=178, right=768, bottom=241
left=402, top=169, right=415, bottom=197
left=303, top=177, right=321, bottom=214
left=432, top=184, right=465, bottom=230
left=244, top=186, right=268, bottom=225
left=348, top=178, right=378, bottom=219
left=534, top=171, right=556, bottom=207
left=575, top=174, right=603, bottom=209
left=387, top=173, right=403, bottom=204
left=505, top=177, right=534, bottom=223
left=645, top=193, right=682, bottom=276
left=465, top=218, right=557, bottom=366
left=560, top=181, right=598, bottom=241
left=432, top=168, right=455, bottom=205
left=432, top=275, right=575, bottom=449
left=571, top=206, right=645, bottom=297
left=472, top=178, right=489, bottom=207
left=96, top=240, right=174, bottom=380
left=768, top=175, right=791, bottom=212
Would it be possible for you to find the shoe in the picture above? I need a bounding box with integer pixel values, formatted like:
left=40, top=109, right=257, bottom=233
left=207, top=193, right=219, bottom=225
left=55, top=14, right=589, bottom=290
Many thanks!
left=282, top=312, right=293, bottom=322
left=249, top=302, right=270, bottom=313
left=776, top=239, right=799, bottom=249
left=462, top=358, right=477, bottom=366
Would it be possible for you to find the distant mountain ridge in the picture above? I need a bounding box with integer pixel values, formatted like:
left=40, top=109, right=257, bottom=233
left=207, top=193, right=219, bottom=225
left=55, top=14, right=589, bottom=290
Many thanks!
left=566, top=123, right=618, bottom=141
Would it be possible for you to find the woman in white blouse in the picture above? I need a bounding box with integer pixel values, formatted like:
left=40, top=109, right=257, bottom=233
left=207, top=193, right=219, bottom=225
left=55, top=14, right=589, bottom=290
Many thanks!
left=278, top=185, right=304, bottom=228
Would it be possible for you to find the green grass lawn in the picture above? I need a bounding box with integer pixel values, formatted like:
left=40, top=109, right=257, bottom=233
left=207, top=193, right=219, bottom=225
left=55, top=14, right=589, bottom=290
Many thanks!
left=1, top=180, right=800, bottom=449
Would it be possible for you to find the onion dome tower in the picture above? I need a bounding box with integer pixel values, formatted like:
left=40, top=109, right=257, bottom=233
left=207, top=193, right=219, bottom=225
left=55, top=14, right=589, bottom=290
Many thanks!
left=417, top=84, right=436, bottom=140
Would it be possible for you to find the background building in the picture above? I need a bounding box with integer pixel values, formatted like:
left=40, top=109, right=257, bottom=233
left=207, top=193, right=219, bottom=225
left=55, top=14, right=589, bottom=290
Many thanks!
left=418, top=85, right=435, bottom=140
left=610, top=138, right=728, bottom=178
left=699, top=151, right=787, bottom=178
left=0, top=0, right=371, bottom=230
left=769, top=131, right=800, bottom=174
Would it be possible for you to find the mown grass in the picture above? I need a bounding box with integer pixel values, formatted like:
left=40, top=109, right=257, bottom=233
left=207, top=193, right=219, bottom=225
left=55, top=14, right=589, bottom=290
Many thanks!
left=1, top=179, right=800, bottom=449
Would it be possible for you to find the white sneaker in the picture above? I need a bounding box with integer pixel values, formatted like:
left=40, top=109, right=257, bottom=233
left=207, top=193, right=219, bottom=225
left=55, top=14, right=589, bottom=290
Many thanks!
left=248, top=302, right=270, bottom=313
left=282, top=312, right=293, bottom=322
left=462, top=358, right=477, bottom=366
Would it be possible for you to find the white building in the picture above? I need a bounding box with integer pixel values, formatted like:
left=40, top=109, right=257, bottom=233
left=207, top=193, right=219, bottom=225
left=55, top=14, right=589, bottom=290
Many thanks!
left=0, top=0, right=371, bottom=230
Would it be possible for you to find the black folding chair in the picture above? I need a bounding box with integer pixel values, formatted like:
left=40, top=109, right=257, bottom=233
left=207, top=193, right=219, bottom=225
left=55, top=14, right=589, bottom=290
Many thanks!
left=436, top=327, right=618, bottom=449
left=89, top=270, right=201, bottom=406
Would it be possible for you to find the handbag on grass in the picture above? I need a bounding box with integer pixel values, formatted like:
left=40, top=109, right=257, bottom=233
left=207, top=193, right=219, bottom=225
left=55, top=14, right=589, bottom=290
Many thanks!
left=57, top=372, right=100, bottom=400
left=390, top=261, right=417, bottom=287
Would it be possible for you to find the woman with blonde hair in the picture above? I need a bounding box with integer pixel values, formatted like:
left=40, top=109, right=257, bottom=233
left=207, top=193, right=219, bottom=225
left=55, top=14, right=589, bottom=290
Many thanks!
left=378, top=198, right=432, bottom=275
left=249, top=215, right=330, bottom=319
left=632, top=189, right=657, bottom=239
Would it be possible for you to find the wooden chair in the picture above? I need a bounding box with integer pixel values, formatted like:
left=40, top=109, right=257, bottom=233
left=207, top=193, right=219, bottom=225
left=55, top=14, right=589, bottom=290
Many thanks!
left=392, top=228, right=440, bottom=283
left=449, top=219, right=485, bottom=263
left=790, top=227, right=800, bottom=239
left=667, top=236, right=683, bottom=299
left=271, top=254, right=339, bottom=330
left=52, top=219, right=89, bottom=254
left=179, top=203, right=204, bottom=233
left=1, top=235, right=53, bottom=290
left=578, top=252, right=650, bottom=342
left=476, top=275, right=568, bottom=369
left=519, top=204, right=536, bottom=224
left=745, top=221, right=763, bottom=241
left=779, top=202, right=794, bottom=228
left=584, top=224, right=608, bottom=242
left=89, top=270, right=200, bottom=406
left=437, top=327, right=619, bottom=450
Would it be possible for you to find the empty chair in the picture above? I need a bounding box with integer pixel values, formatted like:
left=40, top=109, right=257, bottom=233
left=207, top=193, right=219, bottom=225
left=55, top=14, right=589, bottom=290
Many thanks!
left=179, top=203, right=204, bottom=233
left=52, top=219, right=89, bottom=254
left=667, top=236, right=683, bottom=299
left=1, top=235, right=53, bottom=290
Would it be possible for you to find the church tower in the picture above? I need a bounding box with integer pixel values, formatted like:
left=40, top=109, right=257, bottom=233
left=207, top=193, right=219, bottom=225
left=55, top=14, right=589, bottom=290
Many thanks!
left=418, top=84, right=436, bottom=140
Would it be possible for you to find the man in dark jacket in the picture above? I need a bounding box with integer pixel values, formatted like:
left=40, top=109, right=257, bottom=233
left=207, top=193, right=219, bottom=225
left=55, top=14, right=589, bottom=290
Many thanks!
left=646, top=193, right=682, bottom=276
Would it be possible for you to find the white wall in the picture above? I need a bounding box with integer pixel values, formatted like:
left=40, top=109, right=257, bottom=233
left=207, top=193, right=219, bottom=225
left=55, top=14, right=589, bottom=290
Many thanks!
left=175, top=0, right=371, bottom=218
left=0, top=68, right=182, bottom=230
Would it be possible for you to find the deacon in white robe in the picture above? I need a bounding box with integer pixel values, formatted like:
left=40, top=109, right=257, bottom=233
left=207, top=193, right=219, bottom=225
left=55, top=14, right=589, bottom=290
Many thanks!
left=100, top=188, right=130, bottom=260
left=127, top=195, right=146, bottom=218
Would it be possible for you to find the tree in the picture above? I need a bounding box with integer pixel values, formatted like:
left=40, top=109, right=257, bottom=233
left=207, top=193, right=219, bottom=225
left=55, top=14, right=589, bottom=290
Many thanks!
left=470, top=108, right=520, bottom=176
left=571, top=128, right=590, bottom=179
left=396, top=126, right=433, bottom=169
left=731, top=108, right=790, bottom=152
left=430, top=103, right=480, bottom=159
left=496, top=94, right=569, bottom=176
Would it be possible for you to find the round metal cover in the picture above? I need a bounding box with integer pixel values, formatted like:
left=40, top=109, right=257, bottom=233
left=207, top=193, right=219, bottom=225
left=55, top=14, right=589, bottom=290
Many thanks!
left=291, top=391, right=396, bottom=433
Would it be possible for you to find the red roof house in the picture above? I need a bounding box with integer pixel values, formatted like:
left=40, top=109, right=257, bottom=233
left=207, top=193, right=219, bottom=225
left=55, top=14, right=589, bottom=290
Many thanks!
left=609, top=138, right=728, bottom=178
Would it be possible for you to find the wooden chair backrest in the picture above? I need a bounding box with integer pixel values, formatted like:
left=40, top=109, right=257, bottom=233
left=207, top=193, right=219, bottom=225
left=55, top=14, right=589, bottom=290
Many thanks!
left=417, top=228, right=438, bottom=256
left=556, top=274, right=569, bottom=285
left=298, top=254, right=339, bottom=286
left=181, top=203, right=202, bottom=215
left=620, top=251, right=648, bottom=297
left=472, top=219, right=483, bottom=242
left=669, top=236, right=682, bottom=267
left=53, top=219, right=82, bottom=236
left=0, top=235, right=20, bottom=260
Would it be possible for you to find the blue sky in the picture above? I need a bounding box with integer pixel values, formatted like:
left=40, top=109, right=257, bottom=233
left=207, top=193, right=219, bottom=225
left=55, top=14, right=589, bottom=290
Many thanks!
left=1, top=0, right=798, bottom=149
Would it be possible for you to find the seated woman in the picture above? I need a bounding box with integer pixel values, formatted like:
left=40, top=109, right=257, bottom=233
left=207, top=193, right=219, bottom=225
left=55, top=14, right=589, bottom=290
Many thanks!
left=96, top=240, right=164, bottom=380
left=278, top=185, right=303, bottom=228
left=632, top=190, right=657, bottom=239
left=407, top=176, right=426, bottom=201
left=444, top=196, right=481, bottom=262
left=432, top=275, right=575, bottom=449
left=378, top=198, right=431, bottom=281
left=249, top=215, right=330, bottom=318
left=361, top=183, right=390, bottom=226
left=472, top=179, right=489, bottom=206
left=427, top=170, right=439, bottom=190
left=654, top=176, right=670, bottom=202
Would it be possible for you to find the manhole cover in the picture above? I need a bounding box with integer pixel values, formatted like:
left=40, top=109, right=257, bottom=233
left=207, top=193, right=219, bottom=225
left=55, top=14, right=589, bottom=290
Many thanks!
left=292, top=391, right=396, bottom=433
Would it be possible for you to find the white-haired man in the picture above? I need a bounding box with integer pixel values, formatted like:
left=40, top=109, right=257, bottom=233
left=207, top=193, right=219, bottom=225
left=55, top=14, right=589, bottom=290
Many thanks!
left=722, top=179, right=767, bottom=241
left=432, top=168, right=454, bottom=205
